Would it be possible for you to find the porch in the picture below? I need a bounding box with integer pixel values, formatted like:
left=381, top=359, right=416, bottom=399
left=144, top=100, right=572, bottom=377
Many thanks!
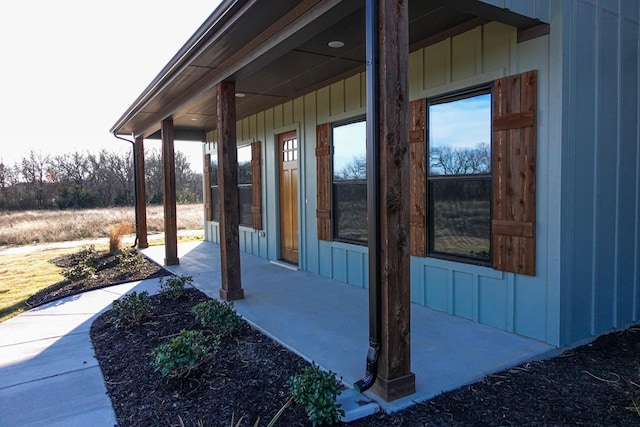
left=142, top=241, right=555, bottom=413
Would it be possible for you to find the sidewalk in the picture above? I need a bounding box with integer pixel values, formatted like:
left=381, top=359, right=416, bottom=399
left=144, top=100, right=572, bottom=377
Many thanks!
left=0, top=279, right=160, bottom=427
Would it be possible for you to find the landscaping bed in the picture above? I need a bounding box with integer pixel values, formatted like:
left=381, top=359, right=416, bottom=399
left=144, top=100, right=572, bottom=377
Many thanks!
left=25, top=247, right=170, bottom=308
left=28, top=247, right=640, bottom=425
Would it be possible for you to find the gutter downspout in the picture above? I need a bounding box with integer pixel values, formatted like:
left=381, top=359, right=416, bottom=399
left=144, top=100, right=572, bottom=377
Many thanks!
left=354, top=0, right=380, bottom=394
left=113, top=133, right=139, bottom=248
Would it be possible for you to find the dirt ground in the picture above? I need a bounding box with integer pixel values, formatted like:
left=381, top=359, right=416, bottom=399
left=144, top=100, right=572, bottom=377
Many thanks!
left=29, top=249, right=640, bottom=426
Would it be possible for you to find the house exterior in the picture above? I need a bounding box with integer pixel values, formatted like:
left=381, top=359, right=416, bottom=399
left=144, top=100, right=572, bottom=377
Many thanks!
left=112, top=0, right=640, bottom=401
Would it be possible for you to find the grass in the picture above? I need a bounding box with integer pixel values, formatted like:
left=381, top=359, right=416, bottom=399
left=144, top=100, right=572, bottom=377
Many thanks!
left=0, top=203, right=206, bottom=322
left=0, top=245, right=108, bottom=322
left=0, top=204, right=204, bottom=247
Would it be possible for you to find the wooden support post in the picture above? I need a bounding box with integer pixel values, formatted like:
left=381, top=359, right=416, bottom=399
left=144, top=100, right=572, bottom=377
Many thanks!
left=370, top=0, right=415, bottom=401
left=161, top=118, right=179, bottom=265
left=134, top=136, right=148, bottom=249
left=216, top=81, right=244, bottom=301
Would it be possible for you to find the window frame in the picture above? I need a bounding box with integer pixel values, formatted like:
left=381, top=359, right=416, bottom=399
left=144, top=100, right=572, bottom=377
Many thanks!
left=331, top=115, right=368, bottom=246
left=209, top=143, right=254, bottom=227
left=426, top=84, right=493, bottom=266
left=237, top=144, right=253, bottom=227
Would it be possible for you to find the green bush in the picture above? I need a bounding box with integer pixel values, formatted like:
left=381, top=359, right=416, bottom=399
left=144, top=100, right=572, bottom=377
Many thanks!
left=159, top=275, right=193, bottom=300
left=150, top=329, right=217, bottom=378
left=109, top=291, right=151, bottom=328
left=76, top=245, right=98, bottom=265
left=192, top=299, right=242, bottom=336
left=62, top=262, right=96, bottom=282
left=287, top=363, right=344, bottom=427
left=116, top=249, right=143, bottom=269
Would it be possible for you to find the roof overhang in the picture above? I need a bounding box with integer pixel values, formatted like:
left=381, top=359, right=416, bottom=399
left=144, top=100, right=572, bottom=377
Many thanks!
left=110, top=0, right=545, bottom=141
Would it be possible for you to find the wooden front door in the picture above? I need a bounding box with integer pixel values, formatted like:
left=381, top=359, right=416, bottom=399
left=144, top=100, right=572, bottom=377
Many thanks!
left=279, top=130, right=299, bottom=264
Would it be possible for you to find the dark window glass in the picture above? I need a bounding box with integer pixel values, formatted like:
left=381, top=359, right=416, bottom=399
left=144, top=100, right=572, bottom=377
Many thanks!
left=427, top=90, right=492, bottom=263
left=237, top=145, right=252, bottom=227
left=210, top=144, right=253, bottom=227
left=333, top=181, right=367, bottom=243
left=430, top=178, right=491, bottom=260
left=332, top=119, right=367, bottom=244
left=210, top=146, right=219, bottom=221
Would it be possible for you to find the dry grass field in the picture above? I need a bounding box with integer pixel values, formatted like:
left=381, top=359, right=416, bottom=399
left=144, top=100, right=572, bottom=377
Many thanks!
left=0, top=204, right=204, bottom=248
left=0, top=204, right=205, bottom=321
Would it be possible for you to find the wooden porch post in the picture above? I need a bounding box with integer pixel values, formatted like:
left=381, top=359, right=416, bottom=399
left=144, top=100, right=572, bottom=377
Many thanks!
left=370, top=0, right=415, bottom=401
left=134, top=136, right=148, bottom=249
left=161, top=118, right=179, bottom=265
left=216, top=81, right=244, bottom=300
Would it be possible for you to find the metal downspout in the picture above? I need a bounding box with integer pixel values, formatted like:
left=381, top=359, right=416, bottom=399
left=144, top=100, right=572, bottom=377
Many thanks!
left=113, top=133, right=139, bottom=248
left=354, top=0, right=380, bottom=394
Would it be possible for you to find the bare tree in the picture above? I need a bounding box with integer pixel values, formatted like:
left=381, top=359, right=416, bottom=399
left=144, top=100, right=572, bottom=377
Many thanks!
left=21, top=150, right=50, bottom=207
left=429, top=143, right=490, bottom=175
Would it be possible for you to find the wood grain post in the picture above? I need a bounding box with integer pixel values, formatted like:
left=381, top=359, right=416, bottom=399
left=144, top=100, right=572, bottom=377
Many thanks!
left=161, top=118, right=179, bottom=265
left=370, top=0, right=415, bottom=401
left=134, top=136, right=149, bottom=249
left=216, top=81, right=244, bottom=301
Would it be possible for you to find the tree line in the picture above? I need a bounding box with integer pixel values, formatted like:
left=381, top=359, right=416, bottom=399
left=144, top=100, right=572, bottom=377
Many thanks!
left=0, top=149, right=202, bottom=210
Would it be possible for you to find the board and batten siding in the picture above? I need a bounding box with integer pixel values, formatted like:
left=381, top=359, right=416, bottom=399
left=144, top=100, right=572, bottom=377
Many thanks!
left=478, top=0, right=551, bottom=23
left=205, top=22, right=560, bottom=345
left=558, top=0, right=640, bottom=346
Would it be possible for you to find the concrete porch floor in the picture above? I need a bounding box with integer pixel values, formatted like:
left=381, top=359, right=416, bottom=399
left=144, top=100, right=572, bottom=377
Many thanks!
left=142, top=241, right=555, bottom=413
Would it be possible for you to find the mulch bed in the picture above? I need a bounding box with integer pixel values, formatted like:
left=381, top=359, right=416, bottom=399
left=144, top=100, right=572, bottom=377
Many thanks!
left=32, top=248, right=640, bottom=426
left=25, top=248, right=170, bottom=308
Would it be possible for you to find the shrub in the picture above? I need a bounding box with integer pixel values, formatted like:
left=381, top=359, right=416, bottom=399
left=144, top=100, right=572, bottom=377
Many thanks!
left=287, top=363, right=344, bottom=427
left=76, top=245, right=98, bottom=264
left=116, top=249, right=143, bottom=269
left=109, top=291, right=151, bottom=328
left=159, top=275, right=193, bottom=300
left=150, top=329, right=218, bottom=378
left=62, top=262, right=96, bottom=282
left=108, top=221, right=132, bottom=254
left=192, top=299, right=242, bottom=336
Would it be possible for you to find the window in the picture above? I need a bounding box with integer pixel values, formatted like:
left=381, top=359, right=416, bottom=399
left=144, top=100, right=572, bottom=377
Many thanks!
left=209, top=144, right=219, bottom=221
left=427, top=90, right=492, bottom=262
left=209, top=143, right=256, bottom=228
left=237, top=145, right=252, bottom=227
left=332, top=118, right=367, bottom=244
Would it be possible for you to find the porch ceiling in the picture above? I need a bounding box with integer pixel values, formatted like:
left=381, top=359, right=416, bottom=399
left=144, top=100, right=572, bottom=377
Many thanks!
left=110, top=0, right=543, bottom=141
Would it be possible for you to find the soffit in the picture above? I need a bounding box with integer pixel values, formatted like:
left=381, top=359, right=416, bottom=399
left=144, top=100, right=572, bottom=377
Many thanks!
left=113, top=0, right=541, bottom=140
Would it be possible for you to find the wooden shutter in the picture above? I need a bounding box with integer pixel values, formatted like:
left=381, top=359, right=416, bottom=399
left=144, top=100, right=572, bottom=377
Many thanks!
left=316, top=123, right=332, bottom=241
left=409, top=99, right=426, bottom=257
left=203, top=153, right=212, bottom=221
left=251, top=141, right=263, bottom=230
left=492, top=70, right=537, bottom=276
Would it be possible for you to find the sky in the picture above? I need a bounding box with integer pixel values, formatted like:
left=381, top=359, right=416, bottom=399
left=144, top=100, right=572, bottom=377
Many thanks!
left=0, top=0, right=222, bottom=174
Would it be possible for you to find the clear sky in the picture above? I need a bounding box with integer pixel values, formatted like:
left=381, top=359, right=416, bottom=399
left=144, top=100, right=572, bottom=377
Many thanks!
left=0, top=0, right=221, bottom=174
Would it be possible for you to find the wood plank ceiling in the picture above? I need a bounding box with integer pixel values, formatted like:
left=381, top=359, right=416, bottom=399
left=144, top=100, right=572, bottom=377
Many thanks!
left=111, top=0, right=541, bottom=141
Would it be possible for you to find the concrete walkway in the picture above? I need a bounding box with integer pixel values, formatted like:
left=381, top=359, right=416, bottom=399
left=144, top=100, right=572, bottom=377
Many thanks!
left=0, top=240, right=557, bottom=425
left=142, top=241, right=557, bottom=413
left=0, top=279, right=160, bottom=427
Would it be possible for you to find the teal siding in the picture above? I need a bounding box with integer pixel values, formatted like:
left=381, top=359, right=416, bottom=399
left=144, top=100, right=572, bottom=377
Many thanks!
left=201, top=23, right=568, bottom=345
left=559, top=0, right=640, bottom=345
left=478, top=0, right=550, bottom=22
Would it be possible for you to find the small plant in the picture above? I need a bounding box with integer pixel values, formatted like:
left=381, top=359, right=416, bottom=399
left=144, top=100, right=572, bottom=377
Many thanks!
left=286, top=363, right=344, bottom=427
left=150, top=329, right=217, bottom=378
left=116, top=249, right=143, bottom=269
left=109, top=291, right=151, bottom=328
left=76, top=245, right=98, bottom=265
left=62, top=262, right=96, bottom=282
left=192, top=299, right=243, bottom=336
left=108, top=221, right=132, bottom=254
left=159, top=275, right=193, bottom=300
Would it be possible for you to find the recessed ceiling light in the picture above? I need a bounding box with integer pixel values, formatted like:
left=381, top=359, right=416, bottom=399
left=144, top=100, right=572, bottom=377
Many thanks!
left=235, top=93, right=246, bottom=98
left=190, top=117, right=198, bottom=121
left=328, top=40, right=344, bottom=48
